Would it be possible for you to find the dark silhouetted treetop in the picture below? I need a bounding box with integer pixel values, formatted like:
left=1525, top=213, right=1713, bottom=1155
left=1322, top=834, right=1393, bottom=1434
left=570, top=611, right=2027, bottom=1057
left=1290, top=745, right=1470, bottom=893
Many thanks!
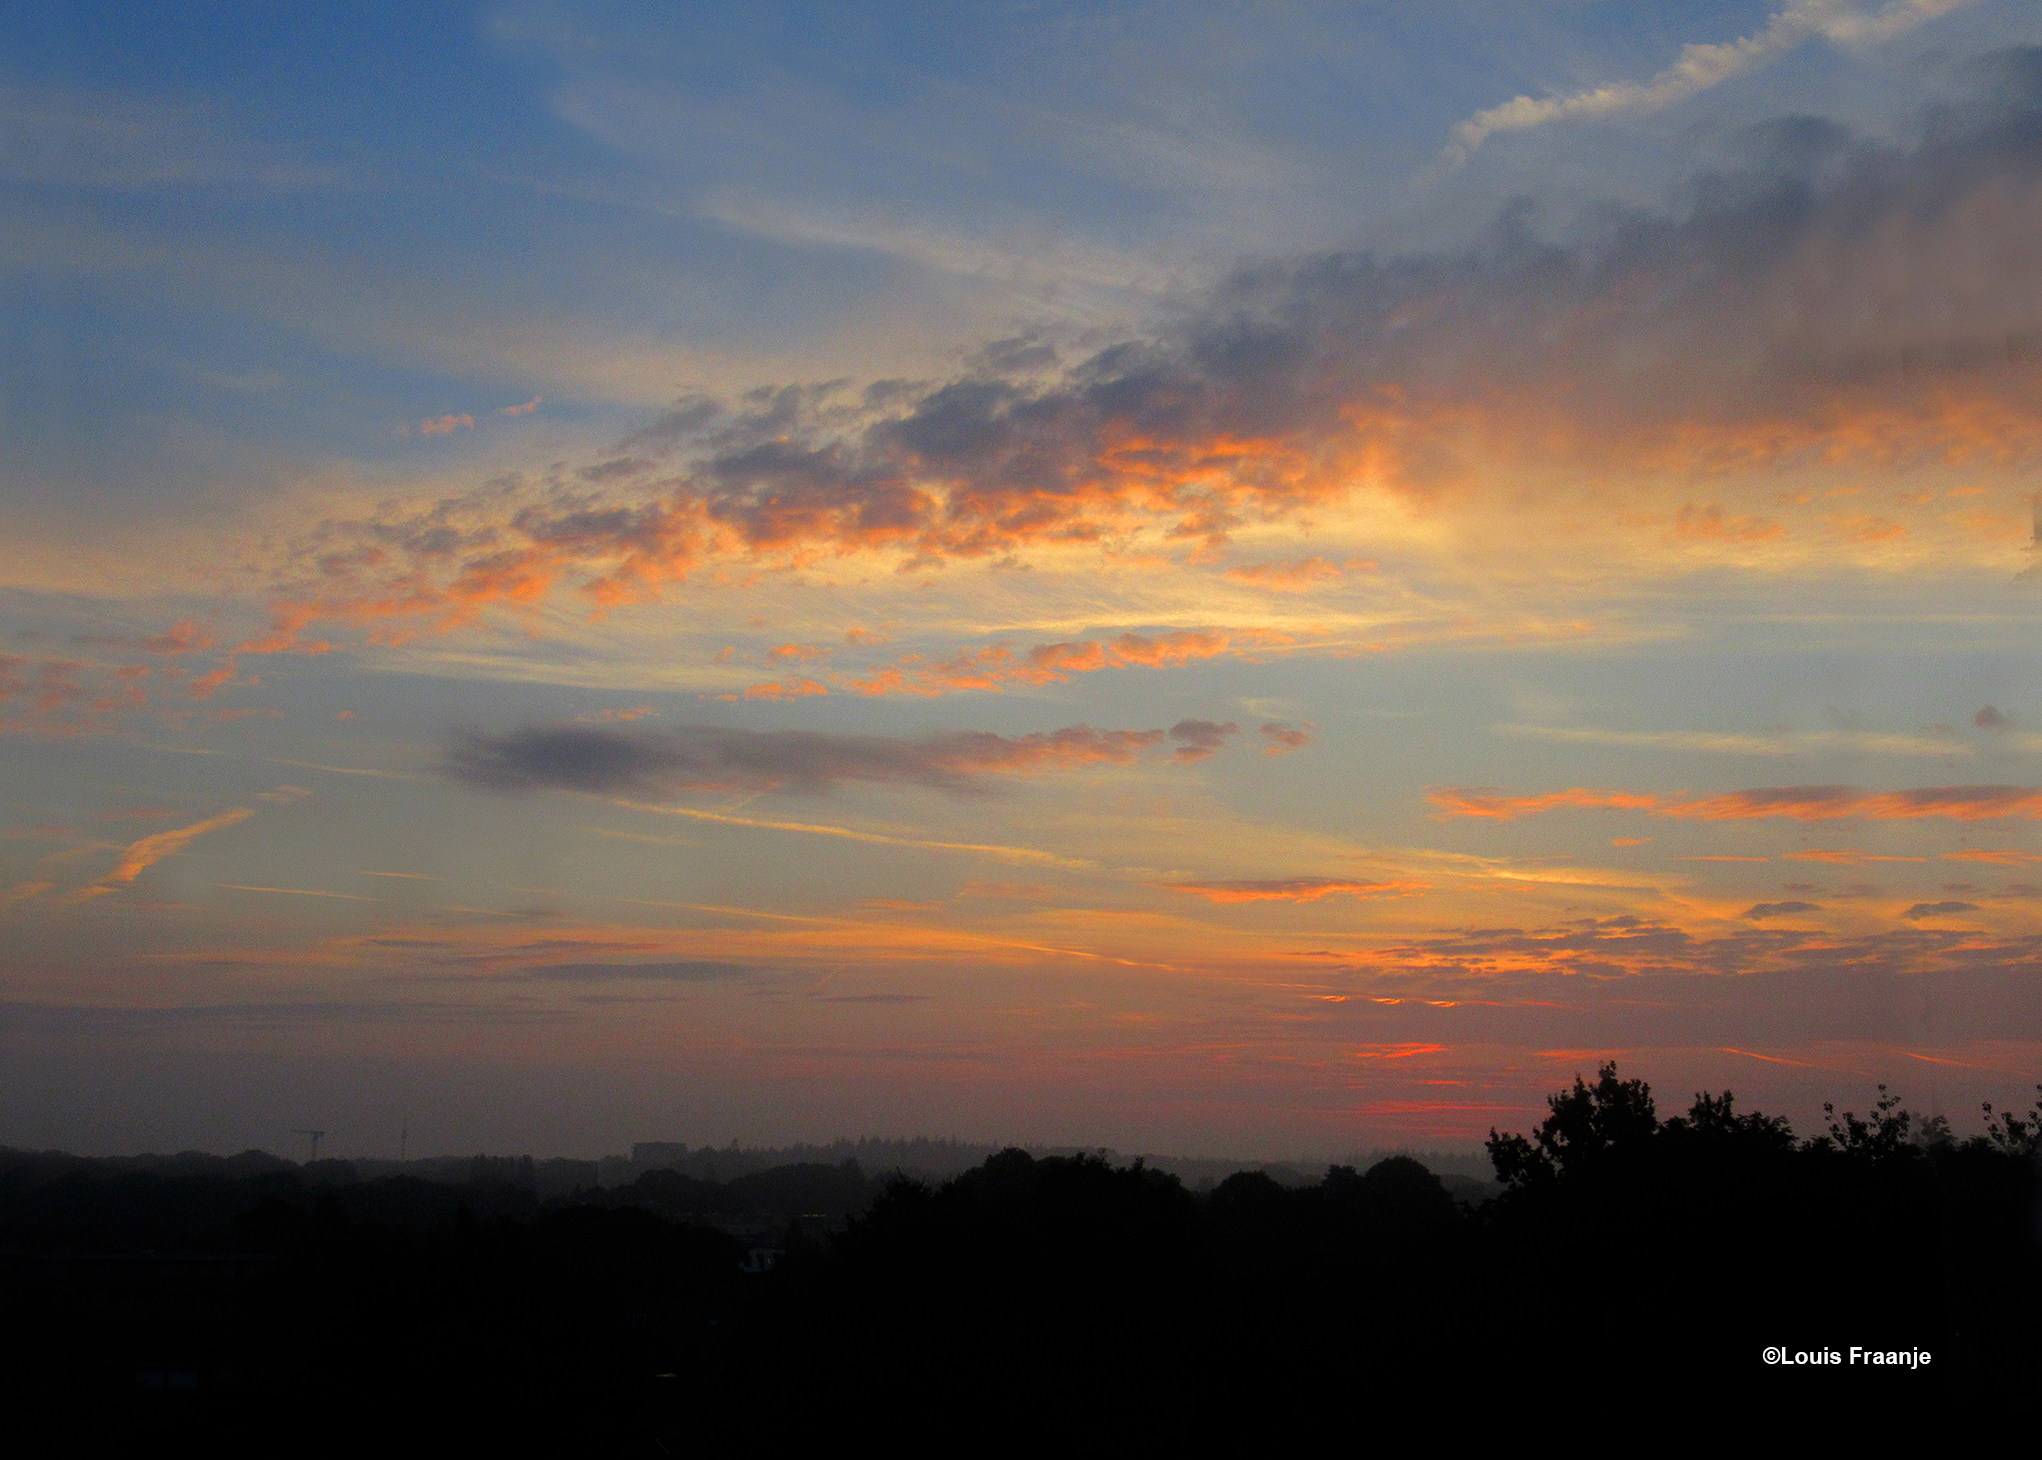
left=1207, top=1167, right=1289, bottom=1220
left=1348, top=1154, right=1458, bottom=1226
left=1982, top=1085, right=2042, bottom=1158
left=1486, top=1061, right=1658, bottom=1187
left=1816, top=1084, right=1922, bottom=1164
left=1659, top=1089, right=1796, bottom=1156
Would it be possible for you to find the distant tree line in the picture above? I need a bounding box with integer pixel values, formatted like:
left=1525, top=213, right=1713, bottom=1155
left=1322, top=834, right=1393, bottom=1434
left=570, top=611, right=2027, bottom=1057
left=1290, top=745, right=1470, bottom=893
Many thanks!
left=2, top=1069, right=2036, bottom=1446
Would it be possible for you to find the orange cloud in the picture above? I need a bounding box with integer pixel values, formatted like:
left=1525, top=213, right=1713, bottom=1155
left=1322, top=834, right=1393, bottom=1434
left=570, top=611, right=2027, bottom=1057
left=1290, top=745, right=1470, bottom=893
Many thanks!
left=0, top=655, right=158, bottom=736
left=766, top=643, right=831, bottom=664
left=63, top=807, right=256, bottom=903
left=499, top=397, right=542, bottom=416
left=740, top=678, right=829, bottom=701
left=1673, top=504, right=1781, bottom=542
left=239, top=495, right=712, bottom=650
left=1679, top=787, right=2042, bottom=822
left=1428, top=787, right=1662, bottom=819
left=1831, top=513, right=1906, bottom=544
left=419, top=413, right=475, bottom=435
left=187, top=662, right=239, bottom=700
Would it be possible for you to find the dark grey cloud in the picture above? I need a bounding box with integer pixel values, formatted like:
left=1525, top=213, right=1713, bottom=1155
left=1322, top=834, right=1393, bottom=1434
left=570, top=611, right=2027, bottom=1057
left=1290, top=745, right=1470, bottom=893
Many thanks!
left=1744, top=901, right=1822, bottom=920
left=1975, top=705, right=2009, bottom=730
left=617, top=394, right=723, bottom=453
left=446, top=720, right=1194, bottom=798
left=1901, top=901, right=1980, bottom=919
left=1167, top=718, right=1240, bottom=762
left=971, top=336, right=1059, bottom=375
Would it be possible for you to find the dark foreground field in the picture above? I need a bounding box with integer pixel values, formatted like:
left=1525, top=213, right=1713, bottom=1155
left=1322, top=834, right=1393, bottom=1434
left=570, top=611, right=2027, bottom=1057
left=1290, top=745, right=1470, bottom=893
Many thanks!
left=4, top=1067, right=2037, bottom=1449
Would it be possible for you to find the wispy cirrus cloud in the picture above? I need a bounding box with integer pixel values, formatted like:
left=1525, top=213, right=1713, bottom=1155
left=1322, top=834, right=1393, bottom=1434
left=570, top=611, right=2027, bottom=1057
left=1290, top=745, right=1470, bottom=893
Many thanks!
left=1783, top=848, right=1927, bottom=863
left=60, top=807, right=256, bottom=904
left=1432, top=784, right=2042, bottom=822
left=1317, top=914, right=2042, bottom=999
left=1221, top=556, right=1368, bottom=591
left=0, top=81, right=341, bottom=190
left=613, top=805, right=1093, bottom=870
left=529, top=960, right=750, bottom=981
left=1498, top=725, right=1970, bottom=757
left=1445, top=0, right=1977, bottom=162
left=1167, top=877, right=1429, bottom=904
left=837, top=629, right=1274, bottom=699
left=1429, top=787, right=1662, bottom=819
left=71, top=620, right=216, bottom=656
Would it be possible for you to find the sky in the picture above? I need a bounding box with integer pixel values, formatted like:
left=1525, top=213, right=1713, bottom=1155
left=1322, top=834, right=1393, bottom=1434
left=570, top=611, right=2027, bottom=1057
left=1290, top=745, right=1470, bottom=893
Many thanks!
left=5, top=0, right=2042, bottom=1160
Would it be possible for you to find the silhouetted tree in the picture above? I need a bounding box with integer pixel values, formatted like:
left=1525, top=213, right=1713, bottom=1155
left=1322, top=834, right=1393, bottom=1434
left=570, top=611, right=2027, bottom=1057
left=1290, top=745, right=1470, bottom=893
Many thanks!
left=7, top=1071, right=2041, bottom=1438
left=1486, top=1060, right=1657, bottom=1187
left=1982, top=1084, right=2042, bottom=1156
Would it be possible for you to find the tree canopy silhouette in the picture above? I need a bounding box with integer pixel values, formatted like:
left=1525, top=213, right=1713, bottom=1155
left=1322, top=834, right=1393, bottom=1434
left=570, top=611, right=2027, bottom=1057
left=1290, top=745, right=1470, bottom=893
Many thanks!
left=4, top=1068, right=2038, bottom=1440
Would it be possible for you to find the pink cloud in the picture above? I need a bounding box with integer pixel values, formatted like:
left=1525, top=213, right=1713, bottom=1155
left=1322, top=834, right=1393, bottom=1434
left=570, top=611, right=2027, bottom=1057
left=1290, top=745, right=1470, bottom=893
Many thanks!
left=1259, top=721, right=1312, bottom=756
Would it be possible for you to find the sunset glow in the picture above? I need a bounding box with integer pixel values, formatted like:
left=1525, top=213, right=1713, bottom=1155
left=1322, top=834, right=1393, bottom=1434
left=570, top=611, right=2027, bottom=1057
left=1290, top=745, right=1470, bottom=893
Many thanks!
left=5, top=1, right=2041, bottom=1158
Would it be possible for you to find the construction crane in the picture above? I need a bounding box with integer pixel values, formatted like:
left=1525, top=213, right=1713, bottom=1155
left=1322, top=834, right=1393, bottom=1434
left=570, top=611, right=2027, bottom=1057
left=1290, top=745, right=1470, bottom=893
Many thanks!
left=292, top=1128, right=326, bottom=1163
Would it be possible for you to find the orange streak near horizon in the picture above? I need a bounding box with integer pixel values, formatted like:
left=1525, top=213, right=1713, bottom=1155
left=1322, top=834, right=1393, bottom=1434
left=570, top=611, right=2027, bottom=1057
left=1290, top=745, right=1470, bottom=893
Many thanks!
left=1433, top=785, right=2042, bottom=822
left=1721, top=1047, right=1816, bottom=1067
